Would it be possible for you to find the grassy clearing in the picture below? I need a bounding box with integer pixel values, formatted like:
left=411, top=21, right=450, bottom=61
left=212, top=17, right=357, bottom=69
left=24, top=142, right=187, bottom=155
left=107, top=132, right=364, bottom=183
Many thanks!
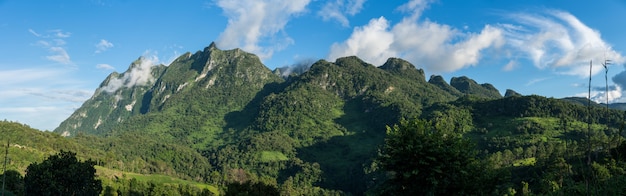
left=513, top=157, right=536, bottom=167
left=258, top=151, right=289, bottom=162
left=95, top=166, right=219, bottom=194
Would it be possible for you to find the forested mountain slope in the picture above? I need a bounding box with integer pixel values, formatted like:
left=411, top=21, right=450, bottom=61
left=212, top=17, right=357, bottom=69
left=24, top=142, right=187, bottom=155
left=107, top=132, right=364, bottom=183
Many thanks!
left=51, top=44, right=477, bottom=194
left=28, top=44, right=626, bottom=194
left=0, top=121, right=105, bottom=172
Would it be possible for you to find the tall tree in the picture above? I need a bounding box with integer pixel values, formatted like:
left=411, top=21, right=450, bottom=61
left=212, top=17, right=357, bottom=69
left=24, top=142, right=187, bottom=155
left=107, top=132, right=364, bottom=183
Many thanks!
left=24, top=151, right=102, bottom=196
left=377, top=119, right=498, bottom=195
left=1, top=170, right=24, bottom=196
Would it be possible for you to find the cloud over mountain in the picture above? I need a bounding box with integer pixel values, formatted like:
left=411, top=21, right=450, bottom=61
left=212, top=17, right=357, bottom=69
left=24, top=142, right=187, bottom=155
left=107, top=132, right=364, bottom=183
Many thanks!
left=215, top=0, right=310, bottom=60
left=327, top=0, right=505, bottom=73
left=101, top=54, right=160, bottom=93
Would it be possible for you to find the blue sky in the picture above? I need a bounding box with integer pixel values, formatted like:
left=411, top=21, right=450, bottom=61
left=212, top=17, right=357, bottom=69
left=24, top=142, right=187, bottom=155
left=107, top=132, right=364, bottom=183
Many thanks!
left=1, top=0, right=626, bottom=131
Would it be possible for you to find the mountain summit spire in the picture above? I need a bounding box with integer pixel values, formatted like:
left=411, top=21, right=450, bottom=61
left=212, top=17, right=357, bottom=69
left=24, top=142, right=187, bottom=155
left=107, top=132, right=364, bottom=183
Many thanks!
left=206, top=42, right=218, bottom=52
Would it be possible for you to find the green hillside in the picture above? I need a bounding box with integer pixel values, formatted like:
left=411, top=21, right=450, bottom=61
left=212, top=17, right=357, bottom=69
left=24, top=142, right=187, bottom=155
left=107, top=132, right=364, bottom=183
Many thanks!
left=0, top=120, right=221, bottom=195
left=49, top=45, right=467, bottom=194
left=0, top=121, right=105, bottom=173
left=96, top=166, right=218, bottom=195
left=2, top=44, right=625, bottom=195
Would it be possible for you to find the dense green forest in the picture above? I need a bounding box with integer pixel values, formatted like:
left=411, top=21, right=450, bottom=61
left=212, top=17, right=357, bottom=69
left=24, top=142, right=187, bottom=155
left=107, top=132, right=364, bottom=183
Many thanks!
left=3, top=44, right=626, bottom=195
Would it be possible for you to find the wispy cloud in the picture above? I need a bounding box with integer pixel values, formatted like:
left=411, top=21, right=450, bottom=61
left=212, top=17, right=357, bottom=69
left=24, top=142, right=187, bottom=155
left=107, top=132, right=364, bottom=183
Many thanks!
left=0, top=68, right=65, bottom=86
left=214, top=0, right=311, bottom=60
left=0, top=67, right=92, bottom=131
left=502, top=60, right=517, bottom=71
left=46, top=47, right=71, bottom=64
left=95, top=39, right=114, bottom=53
left=28, top=29, right=71, bottom=38
left=30, top=28, right=73, bottom=64
left=318, top=0, right=366, bottom=27
left=26, top=89, right=93, bottom=103
left=327, top=2, right=624, bottom=78
left=96, top=63, right=115, bottom=71
left=276, top=58, right=316, bottom=77
left=0, top=105, right=77, bottom=131
left=0, top=68, right=89, bottom=101
left=50, top=29, right=71, bottom=38
left=501, top=10, right=624, bottom=77
left=525, top=77, right=550, bottom=86
left=28, top=29, right=42, bottom=37
left=328, top=0, right=504, bottom=72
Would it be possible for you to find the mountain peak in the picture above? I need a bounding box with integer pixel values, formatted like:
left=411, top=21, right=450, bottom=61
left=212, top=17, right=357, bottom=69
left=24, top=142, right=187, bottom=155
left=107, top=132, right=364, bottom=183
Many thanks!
left=429, top=75, right=462, bottom=96
left=335, top=56, right=373, bottom=68
left=96, top=56, right=165, bottom=94
left=504, top=89, right=522, bottom=97
left=203, top=42, right=219, bottom=53
left=380, top=57, right=415, bottom=71
left=380, top=57, right=425, bottom=81
left=450, top=76, right=502, bottom=99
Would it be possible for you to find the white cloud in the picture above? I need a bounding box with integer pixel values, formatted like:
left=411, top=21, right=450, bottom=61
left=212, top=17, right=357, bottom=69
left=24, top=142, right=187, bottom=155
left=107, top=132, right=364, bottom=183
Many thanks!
left=30, top=28, right=73, bottom=64
left=24, top=89, right=93, bottom=103
left=0, top=105, right=77, bottom=131
left=28, top=29, right=42, bottom=37
left=53, top=39, right=66, bottom=46
left=502, top=10, right=624, bottom=77
left=215, top=0, right=311, bottom=60
left=28, top=29, right=71, bottom=38
left=397, top=0, right=432, bottom=20
left=596, top=85, right=622, bottom=103
left=0, top=106, right=58, bottom=114
left=50, top=29, right=71, bottom=38
left=96, top=63, right=115, bottom=71
left=0, top=106, right=61, bottom=130
left=328, top=5, right=622, bottom=77
left=525, top=77, right=550, bottom=86
left=46, top=47, right=71, bottom=64
left=95, top=39, right=114, bottom=53
left=101, top=53, right=160, bottom=93
left=0, top=68, right=64, bottom=86
left=328, top=1, right=504, bottom=72
left=318, top=0, right=366, bottom=27
left=0, top=67, right=92, bottom=131
left=502, top=60, right=517, bottom=71
left=575, top=85, right=623, bottom=104
left=328, top=17, right=395, bottom=65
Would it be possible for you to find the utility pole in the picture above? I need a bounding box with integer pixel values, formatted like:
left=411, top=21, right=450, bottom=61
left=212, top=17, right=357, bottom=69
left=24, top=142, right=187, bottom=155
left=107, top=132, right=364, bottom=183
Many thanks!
left=2, top=140, right=8, bottom=196
left=586, top=60, right=592, bottom=196
left=602, top=59, right=612, bottom=114
left=587, top=61, right=593, bottom=166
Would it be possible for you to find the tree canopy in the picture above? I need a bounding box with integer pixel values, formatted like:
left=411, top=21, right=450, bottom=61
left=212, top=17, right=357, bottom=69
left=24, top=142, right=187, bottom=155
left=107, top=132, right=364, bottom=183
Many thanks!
left=24, top=150, right=102, bottom=196
left=377, top=119, right=499, bottom=195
